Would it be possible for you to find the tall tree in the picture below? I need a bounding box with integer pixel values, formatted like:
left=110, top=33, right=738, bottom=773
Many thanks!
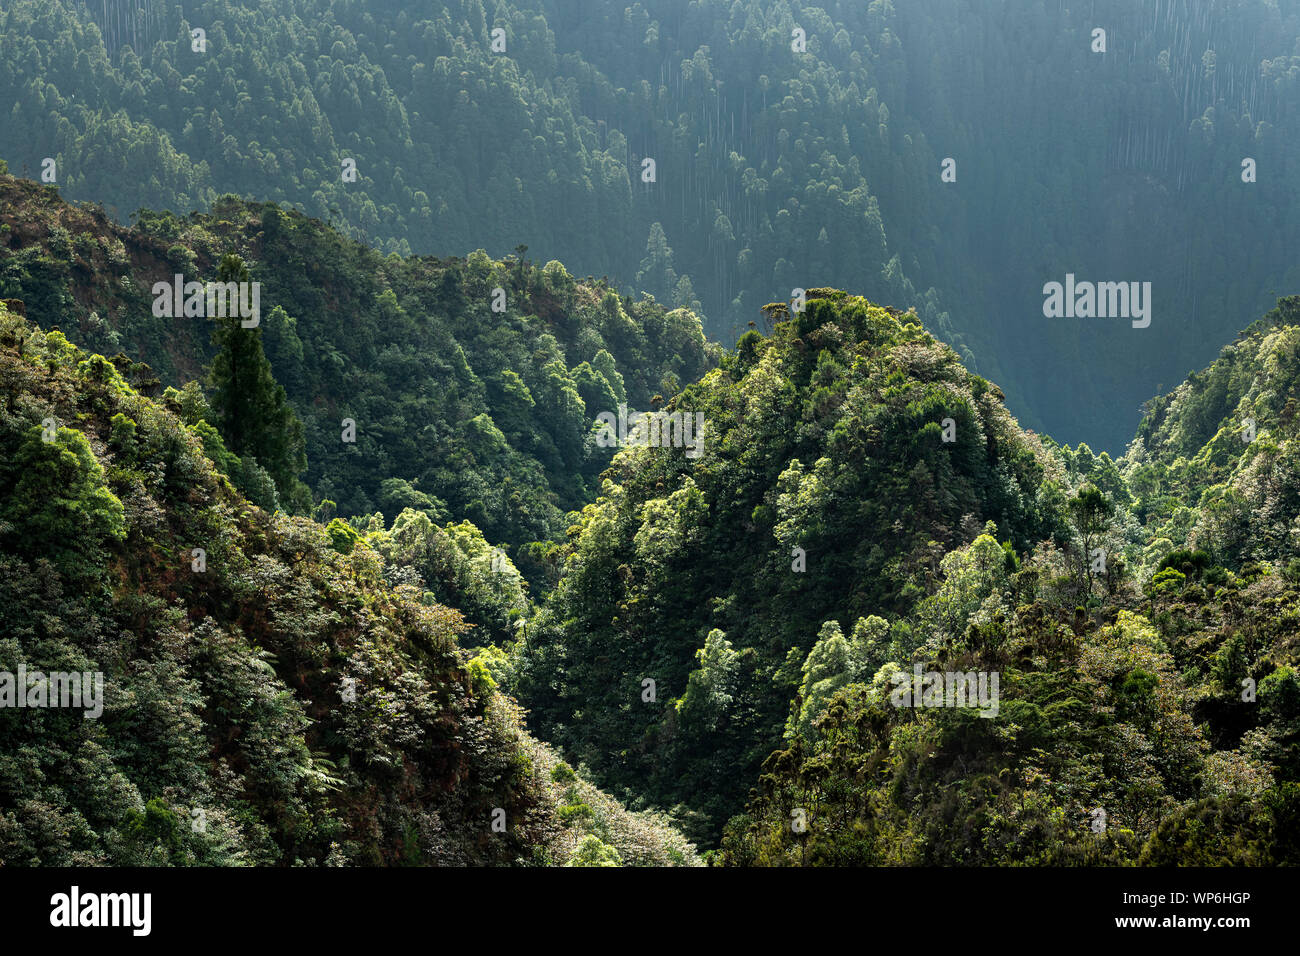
left=1069, top=484, right=1113, bottom=598
left=636, top=223, right=677, bottom=301
left=208, top=253, right=309, bottom=512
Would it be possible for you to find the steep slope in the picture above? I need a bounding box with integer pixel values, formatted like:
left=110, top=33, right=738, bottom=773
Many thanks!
left=512, top=290, right=1060, bottom=844
left=714, top=299, right=1300, bottom=865
left=6, top=0, right=1300, bottom=451
left=0, top=0, right=957, bottom=352
left=0, top=167, right=715, bottom=568
left=0, top=300, right=698, bottom=866
left=1124, top=295, right=1300, bottom=570
left=717, top=553, right=1300, bottom=865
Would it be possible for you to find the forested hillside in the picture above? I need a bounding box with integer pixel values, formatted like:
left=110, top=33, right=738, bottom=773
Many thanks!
left=7, top=0, right=1298, bottom=449
left=3, top=0, right=1300, bottom=875
left=0, top=167, right=714, bottom=579
left=495, top=289, right=1300, bottom=859
left=3, top=193, right=1298, bottom=863
left=0, top=298, right=698, bottom=866
left=712, top=296, right=1300, bottom=864
left=511, top=290, right=1058, bottom=843
left=1123, top=295, right=1300, bottom=567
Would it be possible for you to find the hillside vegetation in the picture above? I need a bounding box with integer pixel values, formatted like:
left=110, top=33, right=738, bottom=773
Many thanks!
left=499, top=290, right=1300, bottom=859
left=0, top=167, right=715, bottom=582
left=1, top=156, right=1297, bottom=865
left=8, top=0, right=1300, bottom=448
left=713, top=296, right=1300, bottom=863
left=0, top=298, right=698, bottom=866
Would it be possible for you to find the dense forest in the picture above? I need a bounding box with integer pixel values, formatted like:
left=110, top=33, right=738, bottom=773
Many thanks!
left=2, top=0, right=1299, bottom=870
left=6, top=0, right=1300, bottom=449
left=0, top=293, right=698, bottom=865
left=0, top=168, right=714, bottom=566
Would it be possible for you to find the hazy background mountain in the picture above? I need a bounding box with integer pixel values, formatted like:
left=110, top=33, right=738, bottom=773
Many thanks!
left=6, top=0, right=1300, bottom=451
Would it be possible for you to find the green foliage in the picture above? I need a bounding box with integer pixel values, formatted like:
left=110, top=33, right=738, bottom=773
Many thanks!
left=0, top=421, right=125, bottom=580
left=516, top=293, right=1055, bottom=842
left=0, top=173, right=713, bottom=572
left=371, top=511, right=529, bottom=649
left=119, top=798, right=183, bottom=865
left=1150, top=567, right=1186, bottom=594
left=208, top=254, right=310, bottom=513
left=0, top=302, right=697, bottom=866
left=710, top=299, right=1300, bottom=865
left=4, top=0, right=1300, bottom=864
left=326, top=518, right=361, bottom=555
left=6, top=0, right=1300, bottom=452
left=566, top=834, right=622, bottom=867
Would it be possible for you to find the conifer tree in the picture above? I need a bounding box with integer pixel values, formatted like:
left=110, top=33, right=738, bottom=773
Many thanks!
left=208, top=253, right=310, bottom=512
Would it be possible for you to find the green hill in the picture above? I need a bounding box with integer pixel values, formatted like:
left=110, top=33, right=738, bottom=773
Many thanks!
left=512, top=290, right=1060, bottom=843
left=709, top=296, right=1300, bottom=864
left=0, top=298, right=698, bottom=866
left=0, top=166, right=715, bottom=577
